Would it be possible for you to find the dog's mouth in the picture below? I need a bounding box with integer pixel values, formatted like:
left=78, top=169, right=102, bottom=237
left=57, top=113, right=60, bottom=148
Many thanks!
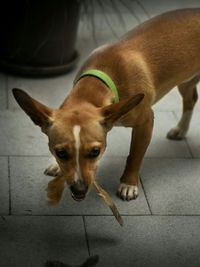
left=70, top=181, right=88, bottom=202
left=71, top=193, right=86, bottom=202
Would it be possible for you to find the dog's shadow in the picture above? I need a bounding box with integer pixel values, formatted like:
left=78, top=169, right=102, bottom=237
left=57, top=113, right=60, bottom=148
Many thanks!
left=45, top=254, right=99, bottom=267
left=45, top=233, right=118, bottom=267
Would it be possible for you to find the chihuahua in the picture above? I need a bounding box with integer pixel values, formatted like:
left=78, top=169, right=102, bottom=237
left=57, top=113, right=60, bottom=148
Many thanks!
left=13, top=9, right=200, bottom=202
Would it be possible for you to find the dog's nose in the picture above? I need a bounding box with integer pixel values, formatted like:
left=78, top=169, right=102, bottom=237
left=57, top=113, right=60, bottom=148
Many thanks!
left=70, top=181, right=88, bottom=201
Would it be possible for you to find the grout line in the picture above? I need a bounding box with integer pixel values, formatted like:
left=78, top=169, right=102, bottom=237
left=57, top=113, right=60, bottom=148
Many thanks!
left=82, top=216, right=91, bottom=256
left=171, top=110, right=176, bottom=121
left=8, top=156, right=11, bottom=215
left=172, top=110, right=179, bottom=121
left=5, top=74, right=9, bottom=109
left=172, top=111, right=194, bottom=159
left=2, top=155, right=200, bottom=159
left=185, top=139, right=194, bottom=159
left=135, top=0, right=151, bottom=18
left=3, top=214, right=200, bottom=217
left=1, top=216, right=6, bottom=221
left=140, top=177, right=152, bottom=215
left=0, top=214, right=151, bottom=217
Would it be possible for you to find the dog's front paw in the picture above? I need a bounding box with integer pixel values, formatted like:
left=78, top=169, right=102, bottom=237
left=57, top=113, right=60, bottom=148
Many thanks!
left=44, top=163, right=61, bottom=177
left=117, top=183, right=138, bottom=201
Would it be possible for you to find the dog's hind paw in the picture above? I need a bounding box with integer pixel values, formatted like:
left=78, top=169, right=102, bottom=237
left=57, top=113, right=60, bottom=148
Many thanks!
left=167, top=127, right=186, bottom=140
left=117, top=183, right=138, bottom=201
left=44, top=163, right=61, bottom=177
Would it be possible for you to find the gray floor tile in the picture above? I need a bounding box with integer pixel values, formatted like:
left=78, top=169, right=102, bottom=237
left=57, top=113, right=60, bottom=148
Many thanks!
left=106, top=112, right=191, bottom=158
left=141, top=159, right=200, bottom=214
left=0, top=73, right=7, bottom=109
left=153, top=88, right=182, bottom=112
left=8, top=73, right=74, bottom=110
left=0, top=216, right=88, bottom=267
left=174, top=111, right=200, bottom=158
left=85, top=216, right=200, bottom=267
left=153, top=86, right=200, bottom=112
left=0, top=110, right=49, bottom=156
left=77, top=1, right=148, bottom=47
left=146, top=112, right=191, bottom=158
left=10, top=156, right=150, bottom=215
left=77, top=4, right=148, bottom=71
left=104, top=127, right=132, bottom=157
left=0, top=157, right=9, bottom=214
left=140, top=0, right=200, bottom=17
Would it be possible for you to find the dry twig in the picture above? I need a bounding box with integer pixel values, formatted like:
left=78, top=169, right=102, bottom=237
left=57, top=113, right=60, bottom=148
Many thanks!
left=93, top=180, right=124, bottom=226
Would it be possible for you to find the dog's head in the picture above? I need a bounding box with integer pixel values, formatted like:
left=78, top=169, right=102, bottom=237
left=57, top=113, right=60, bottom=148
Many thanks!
left=13, top=88, right=143, bottom=201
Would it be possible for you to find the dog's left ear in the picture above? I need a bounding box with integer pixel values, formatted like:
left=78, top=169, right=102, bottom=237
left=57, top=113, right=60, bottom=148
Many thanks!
left=12, top=88, right=54, bottom=133
left=101, top=93, right=144, bottom=128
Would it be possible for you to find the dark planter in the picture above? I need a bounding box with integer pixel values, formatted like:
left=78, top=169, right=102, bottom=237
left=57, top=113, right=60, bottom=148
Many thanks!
left=0, top=0, right=80, bottom=76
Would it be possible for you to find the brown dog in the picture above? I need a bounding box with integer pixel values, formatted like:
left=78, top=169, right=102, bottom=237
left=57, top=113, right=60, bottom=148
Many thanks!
left=13, top=9, right=200, bottom=202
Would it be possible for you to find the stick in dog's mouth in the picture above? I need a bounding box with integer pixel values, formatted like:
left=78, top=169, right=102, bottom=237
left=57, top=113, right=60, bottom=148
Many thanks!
left=47, top=175, right=124, bottom=226
left=93, top=180, right=124, bottom=227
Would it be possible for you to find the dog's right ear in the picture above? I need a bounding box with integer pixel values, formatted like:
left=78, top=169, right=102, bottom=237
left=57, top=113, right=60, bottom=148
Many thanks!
left=101, top=93, right=144, bottom=129
left=12, top=88, right=54, bottom=133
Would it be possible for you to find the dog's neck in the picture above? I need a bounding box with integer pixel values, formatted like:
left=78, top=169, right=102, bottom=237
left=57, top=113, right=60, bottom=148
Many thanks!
left=60, top=76, right=114, bottom=109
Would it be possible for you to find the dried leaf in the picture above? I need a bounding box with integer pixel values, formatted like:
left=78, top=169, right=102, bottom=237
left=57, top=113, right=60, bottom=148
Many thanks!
left=93, top=180, right=124, bottom=226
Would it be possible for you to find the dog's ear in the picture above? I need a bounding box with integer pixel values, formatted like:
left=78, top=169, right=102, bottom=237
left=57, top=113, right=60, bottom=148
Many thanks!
left=101, top=93, right=144, bottom=128
left=12, top=88, right=54, bottom=133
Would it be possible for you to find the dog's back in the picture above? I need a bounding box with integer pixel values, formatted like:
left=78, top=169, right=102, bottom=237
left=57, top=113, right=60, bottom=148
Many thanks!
left=78, top=9, right=200, bottom=97
left=121, top=8, right=200, bottom=91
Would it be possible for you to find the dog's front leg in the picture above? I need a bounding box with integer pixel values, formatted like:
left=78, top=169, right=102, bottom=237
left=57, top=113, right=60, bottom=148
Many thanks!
left=117, top=109, right=154, bottom=201
left=44, top=158, right=61, bottom=177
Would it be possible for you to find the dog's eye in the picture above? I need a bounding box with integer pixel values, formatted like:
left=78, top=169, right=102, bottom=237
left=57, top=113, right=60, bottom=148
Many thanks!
left=88, top=147, right=100, bottom=158
left=56, top=150, right=70, bottom=160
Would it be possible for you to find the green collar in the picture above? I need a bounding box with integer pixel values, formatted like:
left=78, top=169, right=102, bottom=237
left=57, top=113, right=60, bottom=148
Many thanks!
left=75, top=69, right=120, bottom=103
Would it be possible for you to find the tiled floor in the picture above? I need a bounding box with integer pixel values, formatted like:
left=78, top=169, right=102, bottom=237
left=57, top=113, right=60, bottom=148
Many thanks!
left=1, top=1, right=200, bottom=267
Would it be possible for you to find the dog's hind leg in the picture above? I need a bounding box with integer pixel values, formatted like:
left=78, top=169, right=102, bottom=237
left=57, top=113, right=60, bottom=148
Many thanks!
left=167, top=75, right=199, bottom=140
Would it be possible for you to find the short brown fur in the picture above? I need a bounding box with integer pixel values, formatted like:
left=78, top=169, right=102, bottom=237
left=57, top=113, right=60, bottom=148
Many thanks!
left=13, top=9, right=200, bottom=201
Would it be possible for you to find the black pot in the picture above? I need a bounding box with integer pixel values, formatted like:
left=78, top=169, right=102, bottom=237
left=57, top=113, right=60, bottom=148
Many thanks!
left=0, top=0, right=81, bottom=76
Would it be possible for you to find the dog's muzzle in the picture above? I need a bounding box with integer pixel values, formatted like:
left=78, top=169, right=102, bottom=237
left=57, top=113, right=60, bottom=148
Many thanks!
left=70, top=180, right=88, bottom=201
